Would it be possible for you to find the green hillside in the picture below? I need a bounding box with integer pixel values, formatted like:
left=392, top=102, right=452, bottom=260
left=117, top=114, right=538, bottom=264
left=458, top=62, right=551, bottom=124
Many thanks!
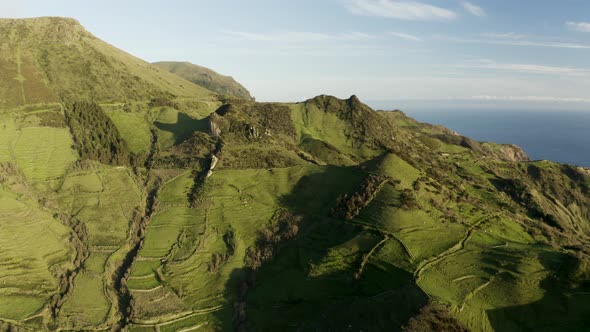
left=154, top=61, right=254, bottom=101
left=0, top=17, right=589, bottom=332
left=0, top=17, right=214, bottom=109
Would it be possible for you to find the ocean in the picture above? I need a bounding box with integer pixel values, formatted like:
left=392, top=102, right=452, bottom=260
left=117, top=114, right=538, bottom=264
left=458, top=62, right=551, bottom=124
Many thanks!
left=401, top=110, right=590, bottom=167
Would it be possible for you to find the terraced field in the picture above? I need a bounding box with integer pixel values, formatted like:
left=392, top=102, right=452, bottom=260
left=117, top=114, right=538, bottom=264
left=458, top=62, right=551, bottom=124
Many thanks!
left=0, top=187, right=73, bottom=323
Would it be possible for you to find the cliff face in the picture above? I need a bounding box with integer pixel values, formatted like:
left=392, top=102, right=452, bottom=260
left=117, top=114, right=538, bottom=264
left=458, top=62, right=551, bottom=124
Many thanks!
left=499, top=144, right=530, bottom=162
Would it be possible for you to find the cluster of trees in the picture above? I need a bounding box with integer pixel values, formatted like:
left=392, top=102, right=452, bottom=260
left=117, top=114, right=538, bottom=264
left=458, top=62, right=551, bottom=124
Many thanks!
left=245, top=210, right=301, bottom=270
left=148, top=97, right=178, bottom=109
left=208, top=228, right=237, bottom=273
left=65, top=101, right=134, bottom=165
left=0, top=321, right=17, bottom=332
left=157, top=132, right=216, bottom=169
left=400, top=189, right=419, bottom=210
left=403, top=303, right=469, bottom=332
left=332, top=174, right=390, bottom=220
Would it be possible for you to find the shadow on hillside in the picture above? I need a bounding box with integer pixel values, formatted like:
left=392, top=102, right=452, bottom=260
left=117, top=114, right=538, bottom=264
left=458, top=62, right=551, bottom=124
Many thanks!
left=213, top=166, right=428, bottom=330
left=279, top=165, right=366, bottom=215
left=154, top=112, right=209, bottom=145
left=486, top=251, right=590, bottom=331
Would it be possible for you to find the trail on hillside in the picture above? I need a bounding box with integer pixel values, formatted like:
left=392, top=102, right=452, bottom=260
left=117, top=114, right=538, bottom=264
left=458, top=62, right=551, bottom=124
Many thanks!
left=15, top=47, right=26, bottom=105
left=355, top=235, right=390, bottom=279
left=414, top=214, right=495, bottom=282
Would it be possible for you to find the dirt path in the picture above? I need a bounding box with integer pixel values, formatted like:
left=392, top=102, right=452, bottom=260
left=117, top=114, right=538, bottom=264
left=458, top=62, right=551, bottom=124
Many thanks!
left=459, top=277, right=494, bottom=312
left=15, top=47, right=26, bottom=105
left=355, top=235, right=390, bottom=279
left=414, top=214, right=495, bottom=282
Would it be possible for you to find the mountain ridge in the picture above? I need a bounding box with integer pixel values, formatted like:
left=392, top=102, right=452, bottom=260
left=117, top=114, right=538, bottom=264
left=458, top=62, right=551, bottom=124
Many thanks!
left=0, top=16, right=214, bottom=108
left=154, top=61, right=254, bottom=101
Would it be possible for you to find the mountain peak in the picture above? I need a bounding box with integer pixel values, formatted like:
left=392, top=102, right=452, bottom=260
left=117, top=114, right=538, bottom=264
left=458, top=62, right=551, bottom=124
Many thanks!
left=0, top=18, right=213, bottom=108
left=0, top=16, right=91, bottom=43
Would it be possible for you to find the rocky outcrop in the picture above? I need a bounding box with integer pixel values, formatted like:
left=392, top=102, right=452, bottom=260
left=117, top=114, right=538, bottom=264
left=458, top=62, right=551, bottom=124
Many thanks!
left=206, top=155, right=219, bottom=178
left=209, top=115, right=222, bottom=138
left=499, top=144, right=530, bottom=162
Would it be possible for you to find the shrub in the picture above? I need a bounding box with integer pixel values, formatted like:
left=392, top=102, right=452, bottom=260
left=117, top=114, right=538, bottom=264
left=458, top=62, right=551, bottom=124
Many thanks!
left=332, top=174, right=390, bottom=219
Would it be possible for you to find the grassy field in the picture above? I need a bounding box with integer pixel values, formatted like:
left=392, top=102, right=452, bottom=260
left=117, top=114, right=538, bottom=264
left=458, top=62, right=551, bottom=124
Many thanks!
left=0, top=110, right=77, bottom=190
left=56, top=166, right=143, bottom=246
left=290, top=103, right=381, bottom=163
left=0, top=187, right=74, bottom=322
left=105, top=108, right=152, bottom=154
left=51, top=165, right=143, bottom=328
left=14, top=127, right=77, bottom=183
left=152, top=107, right=209, bottom=149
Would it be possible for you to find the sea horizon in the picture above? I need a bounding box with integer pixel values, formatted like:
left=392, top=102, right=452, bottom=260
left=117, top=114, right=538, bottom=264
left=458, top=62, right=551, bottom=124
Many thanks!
left=375, top=107, right=590, bottom=168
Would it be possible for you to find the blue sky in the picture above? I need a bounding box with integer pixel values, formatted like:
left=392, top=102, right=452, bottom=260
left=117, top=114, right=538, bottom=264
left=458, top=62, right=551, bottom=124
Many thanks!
left=4, top=0, right=590, bottom=110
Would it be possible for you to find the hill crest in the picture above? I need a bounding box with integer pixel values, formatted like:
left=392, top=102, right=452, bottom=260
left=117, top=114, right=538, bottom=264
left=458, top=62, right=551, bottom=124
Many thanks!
left=154, top=61, right=254, bottom=101
left=0, top=17, right=214, bottom=108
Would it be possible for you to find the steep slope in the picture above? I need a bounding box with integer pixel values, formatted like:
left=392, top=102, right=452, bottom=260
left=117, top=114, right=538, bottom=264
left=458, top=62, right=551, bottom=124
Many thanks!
left=0, top=17, right=213, bottom=108
left=154, top=61, right=254, bottom=100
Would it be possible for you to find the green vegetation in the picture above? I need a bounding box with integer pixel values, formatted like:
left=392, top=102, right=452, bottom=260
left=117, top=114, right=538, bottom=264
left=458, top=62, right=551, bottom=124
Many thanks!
left=65, top=101, right=133, bottom=165
left=105, top=108, right=152, bottom=154
left=0, top=187, right=73, bottom=324
left=0, top=17, right=214, bottom=109
left=0, top=16, right=589, bottom=332
left=154, top=61, right=254, bottom=101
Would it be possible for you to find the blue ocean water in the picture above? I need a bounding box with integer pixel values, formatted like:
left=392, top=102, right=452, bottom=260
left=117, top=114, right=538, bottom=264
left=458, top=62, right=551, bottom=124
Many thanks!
left=403, top=110, right=590, bottom=167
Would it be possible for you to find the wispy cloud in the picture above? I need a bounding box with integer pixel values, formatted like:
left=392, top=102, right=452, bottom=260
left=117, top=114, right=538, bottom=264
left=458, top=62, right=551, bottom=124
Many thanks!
left=346, top=0, right=457, bottom=21
left=481, top=32, right=526, bottom=39
left=566, top=21, right=590, bottom=33
left=465, top=59, right=590, bottom=75
left=438, top=35, right=590, bottom=49
left=467, top=95, right=590, bottom=103
left=224, top=30, right=377, bottom=42
left=461, top=1, right=485, bottom=17
left=389, top=32, right=422, bottom=41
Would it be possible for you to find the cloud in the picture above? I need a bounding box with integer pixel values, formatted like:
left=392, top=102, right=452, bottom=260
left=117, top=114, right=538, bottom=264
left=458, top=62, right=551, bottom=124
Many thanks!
left=438, top=35, right=590, bottom=49
left=480, top=32, right=526, bottom=39
left=468, top=95, right=590, bottom=103
left=224, top=30, right=377, bottom=42
left=566, top=21, right=590, bottom=33
left=461, top=1, right=485, bottom=17
left=346, top=0, right=457, bottom=21
left=465, top=59, right=590, bottom=76
left=389, top=32, right=422, bottom=41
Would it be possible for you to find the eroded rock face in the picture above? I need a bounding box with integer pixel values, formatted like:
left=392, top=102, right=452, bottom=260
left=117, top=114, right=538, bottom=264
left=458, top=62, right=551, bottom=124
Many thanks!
left=206, top=154, right=219, bottom=178
left=209, top=115, right=222, bottom=138
left=578, top=167, right=590, bottom=176
left=499, top=144, right=530, bottom=162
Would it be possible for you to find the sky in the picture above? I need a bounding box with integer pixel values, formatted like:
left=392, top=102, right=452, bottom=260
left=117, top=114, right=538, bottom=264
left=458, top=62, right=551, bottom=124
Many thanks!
left=4, top=0, right=590, bottom=110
